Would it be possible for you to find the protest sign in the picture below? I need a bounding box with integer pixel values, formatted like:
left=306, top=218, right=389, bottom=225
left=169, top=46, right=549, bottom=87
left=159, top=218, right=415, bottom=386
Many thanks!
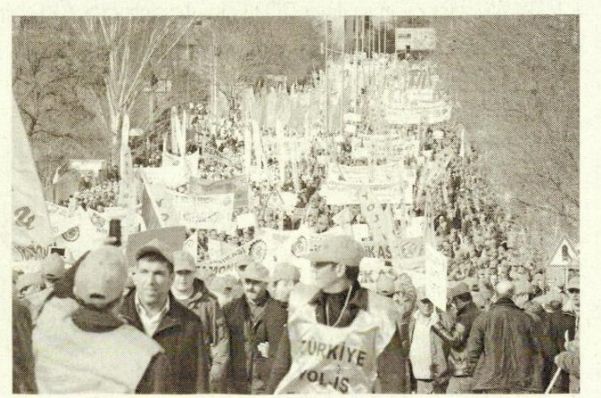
left=53, top=208, right=106, bottom=261
left=320, top=181, right=402, bottom=205
left=125, top=226, right=186, bottom=269
left=236, top=213, right=257, bottom=229
left=332, top=207, right=353, bottom=226
left=46, top=202, right=80, bottom=236
left=404, top=216, right=426, bottom=239
left=162, top=151, right=200, bottom=176
left=327, top=163, right=401, bottom=185
left=351, top=224, right=370, bottom=241
left=359, top=187, right=394, bottom=245
left=183, top=230, right=198, bottom=259
left=189, top=175, right=249, bottom=209
left=358, top=257, right=389, bottom=291
left=169, top=191, right=234, bottom=231
left=141, top=166, right=184, bottom=187
left=425, top=244, right=448, bottom=310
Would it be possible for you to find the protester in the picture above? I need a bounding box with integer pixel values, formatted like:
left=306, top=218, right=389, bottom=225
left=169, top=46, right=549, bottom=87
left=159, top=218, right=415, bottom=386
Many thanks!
left=268, top=235, right=406, bottom=393
left=260, top=262, right=301, bottom=384
left=120, top=239, right=210, bottom=393
left=408, top=288, right=450, bottom=393
left=170, top=250, right=229, bottom=393
left=223, top=262, right=272, bottom=394
left=13, top=298, right=37, bottom=393
left=466, top=280, right=544, bottom=393
left=32, top=246, right=169, bottom=393
left=431, top=282, right=480, bottom=393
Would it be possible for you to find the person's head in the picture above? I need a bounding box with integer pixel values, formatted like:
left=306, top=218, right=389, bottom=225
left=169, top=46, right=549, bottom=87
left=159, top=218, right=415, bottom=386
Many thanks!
left=134, top=239, right=175, bottom=308
left=172, top=250, right=197, bottom=295
left=240, top=262, right=269, bottom=303
left=512, top=280, right=532, bottom=309
left=16, top=272, right=44, bottom=299
left=304, top=235, right=364, bottom=292
left=73, top=246, right=128, bottom=315
left=495, top=280, right=515, bottom=300
left=566, top=277, right=580, bottom=311
left=416, top=288, right=434, bottom=317
left=376, top=273, right=398, bottom=298
left=41, top=253, right=66, bottom=289
left=449, top=282, right=472, bottom=311
left=208, top=275, right=237, bottom=306
left=270, top=262, right=301, bottom=302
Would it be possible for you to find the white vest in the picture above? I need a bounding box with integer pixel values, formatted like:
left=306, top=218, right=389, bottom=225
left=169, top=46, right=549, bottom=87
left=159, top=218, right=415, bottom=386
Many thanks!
left=274, top=284, right=398, bottom=394
left=33, top=297, right=162, bottom=394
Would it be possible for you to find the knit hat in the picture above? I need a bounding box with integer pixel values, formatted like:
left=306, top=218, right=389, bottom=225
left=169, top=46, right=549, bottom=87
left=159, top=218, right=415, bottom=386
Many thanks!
left=73, top=246, right=128, bottom=308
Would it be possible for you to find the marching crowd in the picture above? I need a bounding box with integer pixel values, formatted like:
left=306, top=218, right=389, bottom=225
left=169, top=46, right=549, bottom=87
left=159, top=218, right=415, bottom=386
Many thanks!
left=13, top=54, right=580, bottom=394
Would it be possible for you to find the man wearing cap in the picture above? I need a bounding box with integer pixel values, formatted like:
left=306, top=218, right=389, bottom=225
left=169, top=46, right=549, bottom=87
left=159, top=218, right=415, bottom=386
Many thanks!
left=374, top=272, right=413, bottom=394
left=258, top=262, right=301, bottom=385
left=465, top=280, right=544, bottom=393
left=222, top=261, right=273, bottom=394
left=170, top=250, right=229, bottom=393
left=430, top=282, right=480, bottom=393
left=407, top=287, right=450, bottom=393
left=120, top=239, right=210, bottom=393
left=268, top=235, right=406, bottom=394
left=32, top=246, right=170, bottom=393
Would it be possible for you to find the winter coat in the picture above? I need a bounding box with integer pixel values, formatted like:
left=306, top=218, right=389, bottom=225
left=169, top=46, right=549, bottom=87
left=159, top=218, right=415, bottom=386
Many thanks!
left=222, top=294, right=271, bottom=394
left=432, top=301, right=480, bottom=377
left=466, top=297, right=544, bottom=393
left=120, top=290, right=210, bottom=393
left=174, top=279, right=229, bottom=392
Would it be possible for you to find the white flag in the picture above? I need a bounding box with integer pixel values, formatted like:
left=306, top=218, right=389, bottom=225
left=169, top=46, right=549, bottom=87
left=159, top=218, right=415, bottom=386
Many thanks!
left=12, top=98, right=52, bottom=260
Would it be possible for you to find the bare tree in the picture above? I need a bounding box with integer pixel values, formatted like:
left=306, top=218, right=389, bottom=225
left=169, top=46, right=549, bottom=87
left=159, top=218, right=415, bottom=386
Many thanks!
left=70, top=16, right=197, bottom=166
left=431, top=16, right=579, bottom=239
left=192, top=17, right=323, bottom=108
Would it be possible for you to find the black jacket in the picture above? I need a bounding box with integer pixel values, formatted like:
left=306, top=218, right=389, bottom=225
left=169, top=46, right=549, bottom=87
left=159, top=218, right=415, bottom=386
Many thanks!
left=466, top=297, right=544, bottom=392
left=120, top=290, right=210, bottom=394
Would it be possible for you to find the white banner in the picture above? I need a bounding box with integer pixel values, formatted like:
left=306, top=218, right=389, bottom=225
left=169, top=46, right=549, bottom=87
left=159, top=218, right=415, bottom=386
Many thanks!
left=425, top=244, right=448, bottom=310
left=169, top=191, right=234, bottom=230
left=327, top=163, right=401, bottom=185
left=320, top=181, right=402, bottom=205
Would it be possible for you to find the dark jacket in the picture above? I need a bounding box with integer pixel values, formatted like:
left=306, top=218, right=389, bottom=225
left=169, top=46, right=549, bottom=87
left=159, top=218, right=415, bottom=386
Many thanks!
left=13, top=299, right=37, bottom=394
left=222, top=293, right=271, bottom=394
left=262, top=298, right=289, bottom=362
left=267, top=283, right=407, bottom=393
left=175, top=279, right=229, bottom=392
left=466, top=297, right=544, bottom=393
left=544, top=310, right=576, bottom=392
left=432, top=301, right=480, bottom=376
left=120, top=290, right=210, bottom=394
